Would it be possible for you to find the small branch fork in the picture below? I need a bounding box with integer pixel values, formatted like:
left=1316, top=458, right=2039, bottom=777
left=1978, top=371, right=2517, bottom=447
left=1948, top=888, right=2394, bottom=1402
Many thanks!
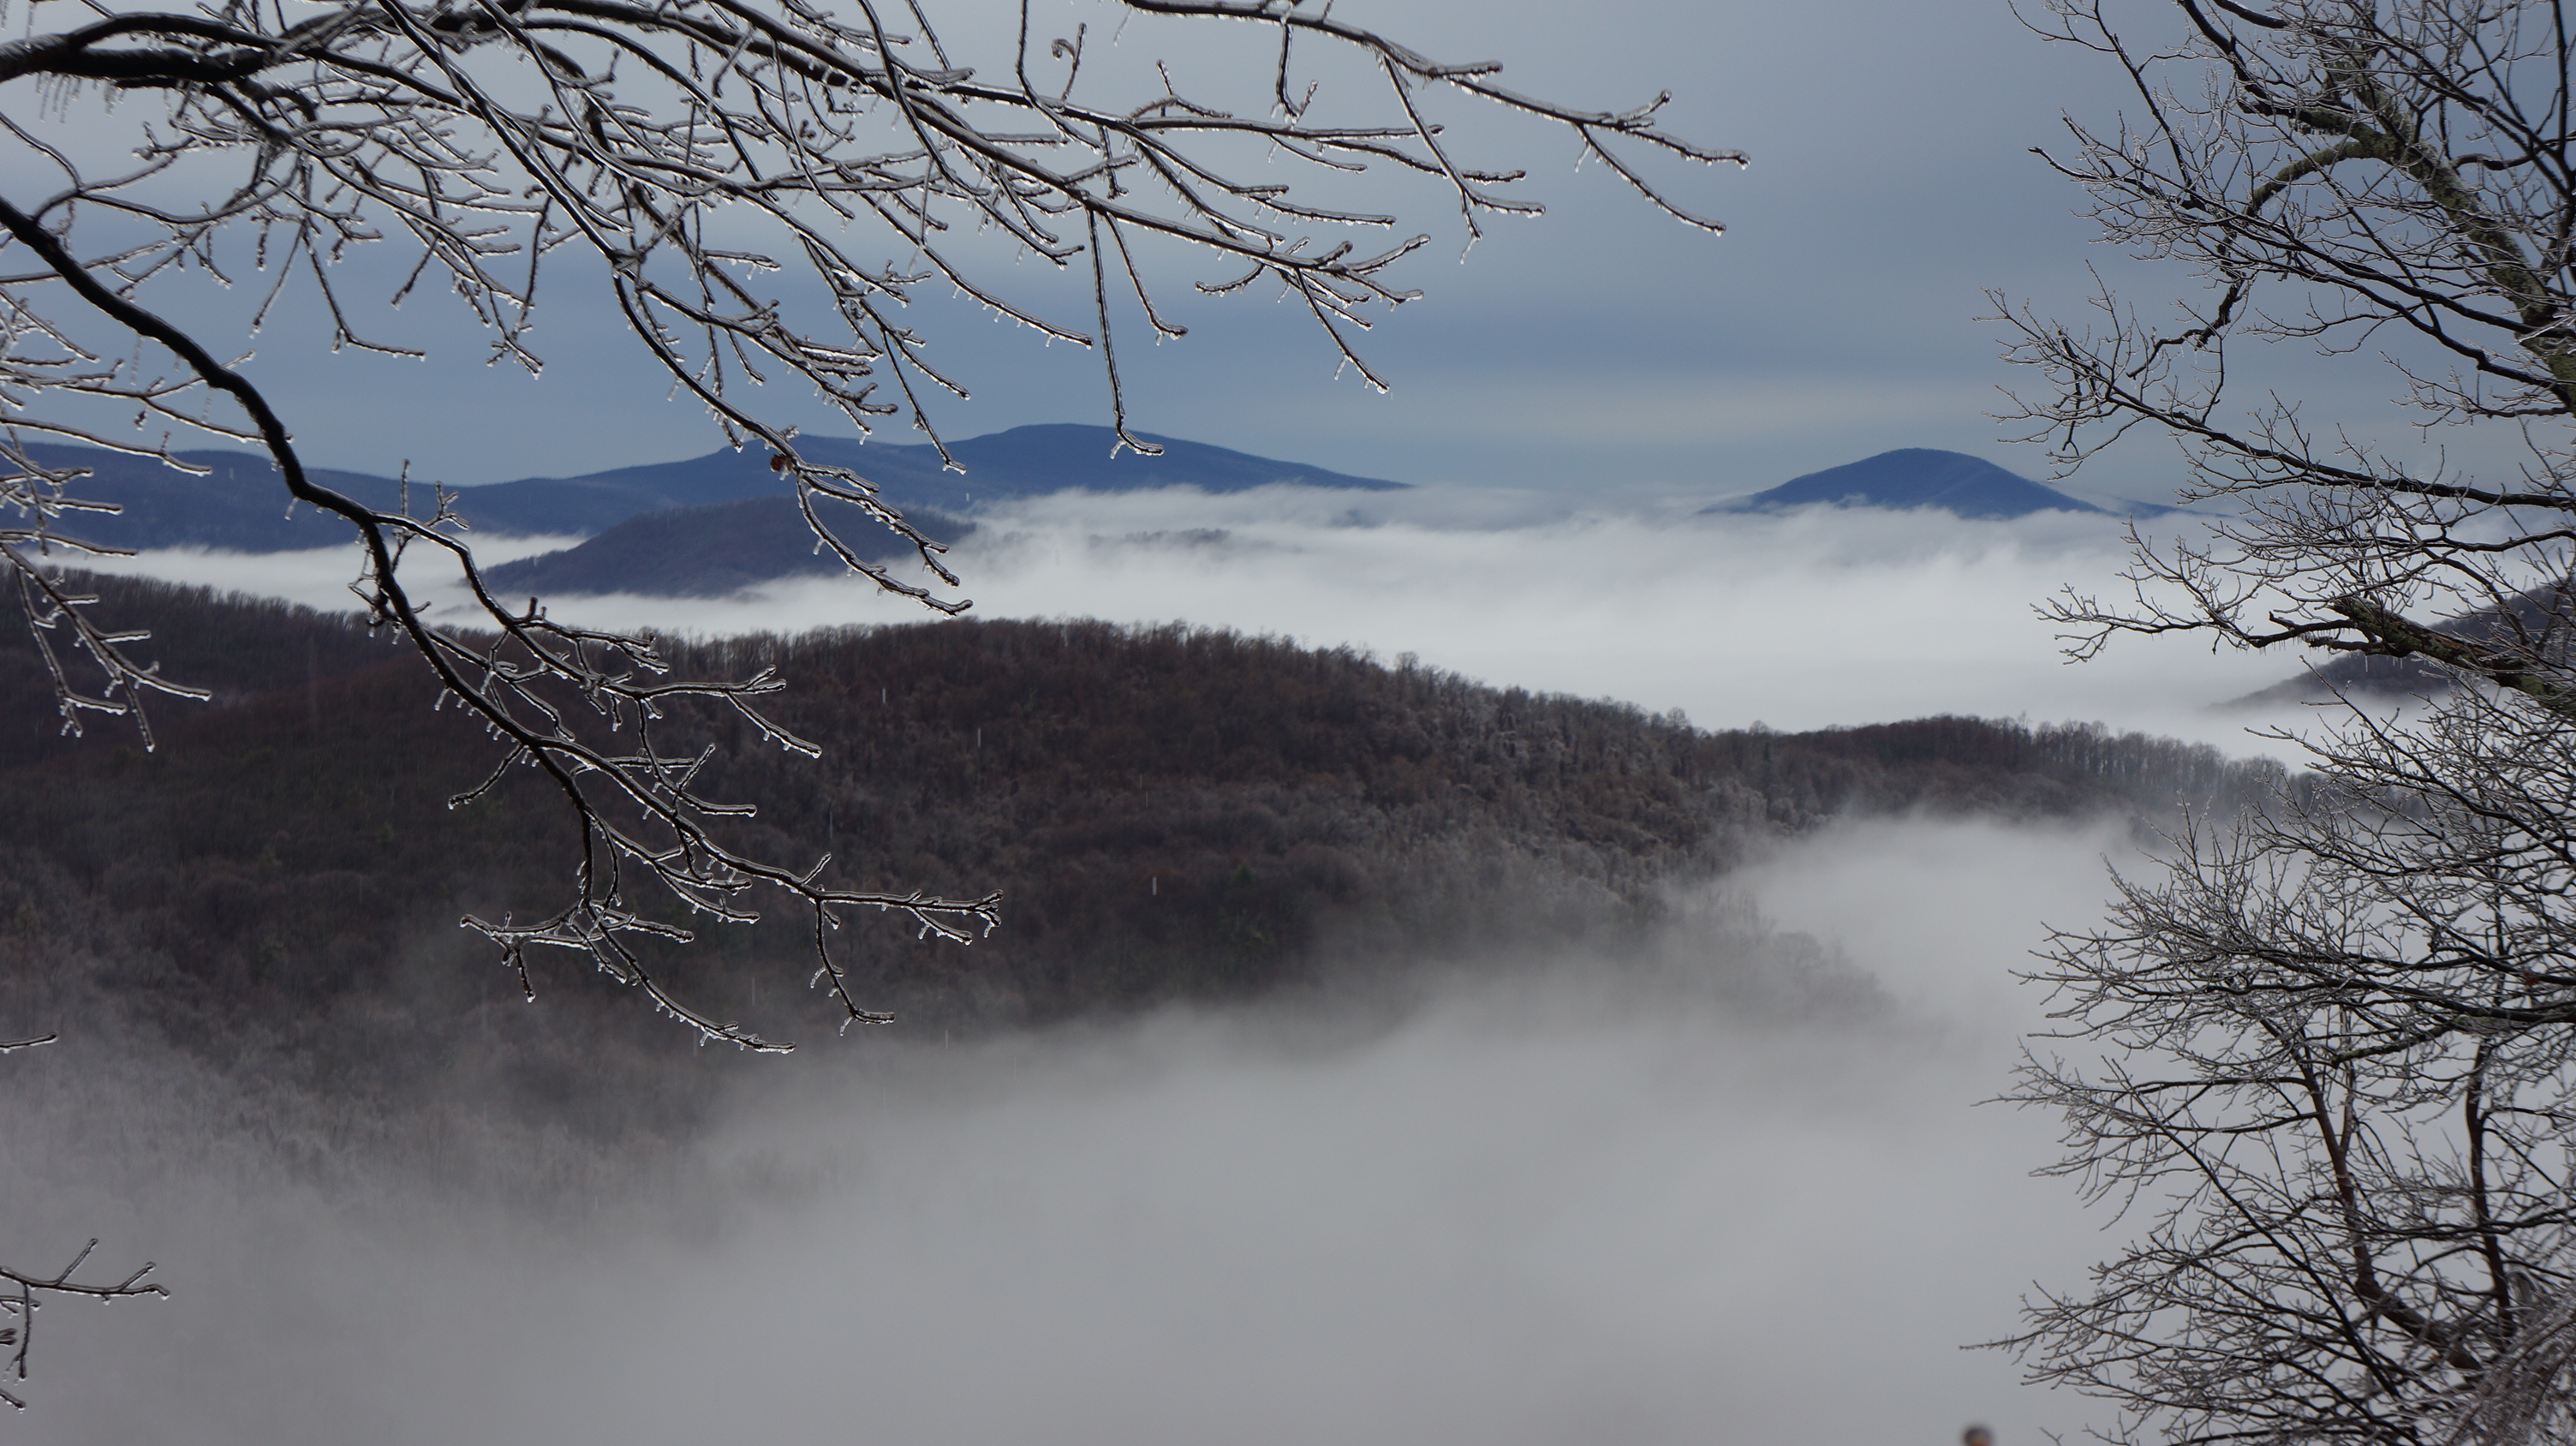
left=0, top=1240, right=165, bottom=1411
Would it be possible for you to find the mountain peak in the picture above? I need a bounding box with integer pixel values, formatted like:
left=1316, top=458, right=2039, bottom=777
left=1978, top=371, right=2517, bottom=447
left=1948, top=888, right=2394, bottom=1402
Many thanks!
left=1709, top=448, right=2108, bottom=520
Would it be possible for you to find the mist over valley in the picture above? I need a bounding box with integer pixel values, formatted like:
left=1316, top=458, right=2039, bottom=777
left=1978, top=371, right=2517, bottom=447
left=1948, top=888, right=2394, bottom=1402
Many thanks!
left=0, top=561, right=2280, bottom=1441
left=61, top=432, right=2317, bottom=753
left=13, top=0, right=2564, bottom=1431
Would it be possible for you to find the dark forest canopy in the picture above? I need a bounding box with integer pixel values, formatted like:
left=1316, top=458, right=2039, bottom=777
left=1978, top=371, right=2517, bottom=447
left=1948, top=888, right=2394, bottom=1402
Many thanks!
left=0, top=575, right=2287, bottom=1174
left=1, top=577, right=2284, bottom=1010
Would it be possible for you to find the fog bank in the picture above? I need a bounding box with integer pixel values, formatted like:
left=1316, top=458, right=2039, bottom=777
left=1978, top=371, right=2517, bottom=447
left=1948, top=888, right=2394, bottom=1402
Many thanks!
left=3, top=816, right=2131, bottom=1445
left=82, top=489, right=2320, bottom=760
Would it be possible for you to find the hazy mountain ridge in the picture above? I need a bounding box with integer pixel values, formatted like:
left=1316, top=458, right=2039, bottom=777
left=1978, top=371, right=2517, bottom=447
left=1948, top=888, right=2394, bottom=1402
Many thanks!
left=1708, top=447, right=2174, bottom=519
left=25, top=437, right=2182, bottom=604
left=468, top=445, right=2191, bottom=599
left=2232, top=648, right=2453, bottom=707
left=21, top=424, right=1405, bottom=555
left=480, top=497, right=978, bottom=598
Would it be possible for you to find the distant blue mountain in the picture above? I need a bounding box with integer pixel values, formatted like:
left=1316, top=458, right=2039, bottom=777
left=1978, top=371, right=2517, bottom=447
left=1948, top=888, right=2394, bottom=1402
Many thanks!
left=464, top=424, right=1404, bottom=535
left=1709, top=448, right=2112, bottom=520
left=928, top=425, right=1405, bottom=500
left=22, top=424, right=1404, bottom=553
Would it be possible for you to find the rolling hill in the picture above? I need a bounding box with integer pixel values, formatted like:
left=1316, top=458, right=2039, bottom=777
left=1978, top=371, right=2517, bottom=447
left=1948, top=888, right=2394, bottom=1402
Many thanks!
left=2226, top=583, right=2570, bottom=708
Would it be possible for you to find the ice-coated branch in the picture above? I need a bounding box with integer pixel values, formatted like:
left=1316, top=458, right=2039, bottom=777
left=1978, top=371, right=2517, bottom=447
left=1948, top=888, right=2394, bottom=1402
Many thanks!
left=0, top=0, right=1728, bottom=1047
left=0, top=1241, right=165, bottom=1410
left=1997, top=4, right=2576, bottom=1439
left=2001, top=0, right=2576, bottom=699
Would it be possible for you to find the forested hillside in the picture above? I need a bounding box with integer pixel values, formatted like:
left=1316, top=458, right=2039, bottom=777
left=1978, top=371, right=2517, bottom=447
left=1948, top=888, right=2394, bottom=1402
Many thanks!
left=0, top=576, right=2284, bottom=1195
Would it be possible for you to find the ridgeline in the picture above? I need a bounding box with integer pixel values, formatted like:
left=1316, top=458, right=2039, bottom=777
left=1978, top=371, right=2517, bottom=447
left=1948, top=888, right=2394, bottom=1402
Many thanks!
left=1, top=576, right=2281, bottom=1188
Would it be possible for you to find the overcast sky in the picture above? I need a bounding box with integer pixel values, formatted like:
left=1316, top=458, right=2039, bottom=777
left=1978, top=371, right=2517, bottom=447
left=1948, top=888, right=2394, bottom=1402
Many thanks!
left=11, top=0, right=2284, bottom=500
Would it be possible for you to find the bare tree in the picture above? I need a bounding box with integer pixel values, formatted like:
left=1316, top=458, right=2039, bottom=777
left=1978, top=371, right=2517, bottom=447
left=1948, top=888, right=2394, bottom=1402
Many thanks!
left=1994, top=1, right=2576, bottom=1440
left=2005, top=0, right=2576, bottom=691
left=2010, top=693, right=2576, bottom=1443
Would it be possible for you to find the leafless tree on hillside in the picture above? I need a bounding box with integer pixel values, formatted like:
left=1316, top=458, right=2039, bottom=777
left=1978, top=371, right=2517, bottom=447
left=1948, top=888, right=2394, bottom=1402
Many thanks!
left=2005, top=0, right=2576, bottom=696
left=2008, top=686, right=2576, bottom=1443
left=1996, top=1, right=2576, bottom=1439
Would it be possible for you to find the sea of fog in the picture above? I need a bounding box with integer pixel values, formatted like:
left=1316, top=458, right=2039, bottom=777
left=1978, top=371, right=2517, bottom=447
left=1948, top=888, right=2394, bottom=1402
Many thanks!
left=4, top=816, right=2133, bottom=1445
left=76, top=484, right=2339, bottom=760
left=23, top=489, right=2334, bottom=1442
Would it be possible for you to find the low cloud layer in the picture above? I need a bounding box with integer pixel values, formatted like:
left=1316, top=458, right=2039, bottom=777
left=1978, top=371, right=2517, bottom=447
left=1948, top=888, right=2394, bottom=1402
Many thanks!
left=6, top=816, right=2135, bottom=1445
left=84, top=488, right=2320, bottom=760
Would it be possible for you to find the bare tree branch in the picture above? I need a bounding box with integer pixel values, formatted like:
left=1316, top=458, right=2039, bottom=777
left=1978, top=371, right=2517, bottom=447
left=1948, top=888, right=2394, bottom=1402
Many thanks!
left=0, top=0, right=1736, bottom=1049
left=0, top=1241, right=164, bottom=1412
left=0, top=0, right=1732, bottom=1404
left=2001, top=3, right=2576, bottom=1439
